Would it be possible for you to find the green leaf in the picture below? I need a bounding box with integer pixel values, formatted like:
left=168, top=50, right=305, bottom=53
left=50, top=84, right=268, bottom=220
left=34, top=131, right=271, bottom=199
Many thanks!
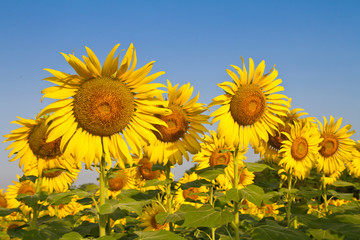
left=307, top=229, right=344, bottom=240
left=142, top=179, right=172, bottom=188
left=117, top=189, right=160, bottom=201
left=155, top=211, right=185, bottom=225
left=135, top=230, right=186, bottom=240
left=327, top=190, right=354, bottom=200
left=245, top=162, right=274, bottom=172
left=180, top=179, right=212, bottom=189
left=16, top=194, right=40, bottom=208
left=0, top=208, right=18, bottom=216
left=19, top=175, right=37, bottom=183
left=251, top=223, right=311, bottom=240
left=152, top=163, right=166, bottom=171
left=98, top=236, right=116, bottom=240
left=182, top=204, right=233, bottom=228
left=85, top=183, right=99, bottom=192
left=99, top=203, right=114, bottom=215
left=47, top=191, right=74, bottom=205
left=226, top=185, right=265, bottom=206
left=195, top=165, right=226, bottom=181
left=60, top=232, right=84, bottom=240
left=332, top=180, right=355, bottom=187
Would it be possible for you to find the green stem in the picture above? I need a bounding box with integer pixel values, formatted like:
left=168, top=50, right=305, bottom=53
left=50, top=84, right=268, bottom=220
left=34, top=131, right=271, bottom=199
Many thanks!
left=30, top=176, right=42, bottom=230
left=99, top=154, right=108, bottom=237
left=322, top=174, right=329, bottom=216
left=210, top=186, right=216, bottom=240
left=286, top=174, right=293, bottom=227
left=233, top=148, right=240, bottom=240
left=165, top=162, right=174, bottom=231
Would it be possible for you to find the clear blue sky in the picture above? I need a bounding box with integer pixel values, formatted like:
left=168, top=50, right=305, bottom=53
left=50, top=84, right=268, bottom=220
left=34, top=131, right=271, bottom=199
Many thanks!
left=1, top=0, right=359, bottom=189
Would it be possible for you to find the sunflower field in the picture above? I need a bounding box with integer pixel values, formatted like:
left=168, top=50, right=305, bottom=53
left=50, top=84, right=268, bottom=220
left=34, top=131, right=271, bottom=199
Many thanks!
left=1, top=44, right=360, bottom=240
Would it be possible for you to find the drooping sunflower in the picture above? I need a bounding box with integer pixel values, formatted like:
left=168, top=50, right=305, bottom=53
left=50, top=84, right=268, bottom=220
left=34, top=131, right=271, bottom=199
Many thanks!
left=216, top=160, right=255, bottom=191
left=346, top=140, right=360, bottom=178
left=278, top=121, right=323, bottom=180
left=320, top=170, right=343, bottom=187
left=149, top=80, right=209, bottom=165
left=106, top=167, right=137, bottom=198
left=139, top=200, right=169, bottom=231
left=210, top=57, right=289, bottom=149
left=38, top=44, right=169, bottom=169
left=174, top=172, right=208, bottom=208
left=3, top=116, right=76, bottom=175
left=254, top=104, right=312, bottom=164
left=316, top=116, right=355, bottom=175
left=192, top=130, right=234, bottom=170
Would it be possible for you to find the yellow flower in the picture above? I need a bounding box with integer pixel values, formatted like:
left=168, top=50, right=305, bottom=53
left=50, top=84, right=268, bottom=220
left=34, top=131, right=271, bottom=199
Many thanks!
left=38, top=44, right=170, bottom=169
left=0, top=189, right=8, bottom=209
left=106, top=168, right=137, bottom=198
left=316, top=116, right=355, bottom=175
left=133, top=146, right=168, bottom=191
left=48, top=196, right=90, bottom=219
left=193, top=130, right=234, bottom=170
left=279, top=121, right=322, bottom=180
left=174, top=172, right=208, bottom=208
left=149, top=80, right=209, bottom=165
left=210, top=57, right=289, bottom=149
left=5, top=175, right=36, bottom=209
left=321, top=170, right=342, bottom=187
left=3, top=116, right=76, bottom=175
left=139, top=201, right=169, bottom=231
left=346, top=140, right=360, bottom=178
left=254, top=104, right=312, bottom=164
left=216, top=159, right=255, bottom=191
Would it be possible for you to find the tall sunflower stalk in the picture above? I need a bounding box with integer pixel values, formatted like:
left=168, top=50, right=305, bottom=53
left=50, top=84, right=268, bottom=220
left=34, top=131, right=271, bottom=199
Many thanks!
left=232, top=148, right=240, bottom=240
left=98, top=154, right=108, bottom=237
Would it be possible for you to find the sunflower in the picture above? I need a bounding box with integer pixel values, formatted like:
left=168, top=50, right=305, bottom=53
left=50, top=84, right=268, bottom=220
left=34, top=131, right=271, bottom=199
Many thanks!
left=6, top=175, right=37, bottom=209
left=106, top=167, right=137, bottom=198
left=316, top=116, right=355, bottom=175
left=38, top=44, right=170, bottom=169
left=210, top=57, right=289, bottom=149
left=0, top=189, right=8, bottom=209
left=3, top=116, right=76, bottom=175
left=174, top=172, right=208, bottom=208
left=133, top=146, right=167, bottom=190
left=278, top=120, right=322, bottom=180
left=148, top=80, right=209, bottom=165
left=346, top=140, right=360, bottom=178
left=321, top=170, right=343, bottom=187
left=139, top=201, right=169, bottom=231
left=216, top=160, right=255, bottom=191
left=193, top=130, right=234, bottom=170
left=254, top=104, right=312, bottom=164
left=48, top=196, right=90, bottom=219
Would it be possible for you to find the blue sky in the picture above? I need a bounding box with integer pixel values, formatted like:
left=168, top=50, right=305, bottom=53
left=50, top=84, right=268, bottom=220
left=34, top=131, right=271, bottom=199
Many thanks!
left=1, top=0, right=359, bottom=189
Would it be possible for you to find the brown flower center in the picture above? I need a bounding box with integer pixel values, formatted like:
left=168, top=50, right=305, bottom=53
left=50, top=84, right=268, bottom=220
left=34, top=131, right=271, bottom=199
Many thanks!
left=291, top=137, right=308, bottom=161
left=319, top=134, right=339, bottom=158
left=150, top=213, right=168, bottom=230
left=28, top=120, right=62, bottom=159
left=108, top=172, right=127, bottom=191
left=209, top=150, right=231, bottom=167
left=268, top=125, right=290, bottom=150
left=154, top=105, right=188, bottom=142
left=18, top=183, right=35, bottom=196
left=230, top=85, right=266, bottom=126
left=0, top=194, right=8, bottom=208
left=138, top=158, right=161, bottom=180
left=43, top=169, right=63, bottom=178
left=183, top=187, right=199, bottom=201
left=7, top=223, right=20, bottom=229
left=73, top=77, right=134, bottom=136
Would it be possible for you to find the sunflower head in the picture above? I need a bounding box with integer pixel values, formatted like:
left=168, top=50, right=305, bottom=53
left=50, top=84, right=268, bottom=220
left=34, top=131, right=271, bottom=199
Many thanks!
left=140, top=201, right=169, bottom=231
left=0, top=189, right=8, bottom=208
left=210, top=57, right=289, bottom=149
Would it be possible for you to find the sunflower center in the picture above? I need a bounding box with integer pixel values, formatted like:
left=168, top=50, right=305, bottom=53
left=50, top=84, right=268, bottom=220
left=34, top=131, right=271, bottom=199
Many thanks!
left=268, top=127, right=289, bottom=150
left=18, top=184, right=35, bottom=196
left=154, top=105, right=188, bottom=142
left=138, top=158, right=161, bottom=180
left=0, top=195, right=7, bottom=208
left=8, top=223, right=20, bottom=229
left=108, top=174, right=127, bottom=191
left=230, top=85, right=266, bottom=126
left=43, top=169, right=63, bottom=178
left=73, top=77, right=135, bottom=136
left=291, top=137, right=308, bottom=161
left=210, top=150, right=231, bottom=167
left=28, top=120, right=62, bottom=159
left=319, top=134, right=339, bottom=158
left=183, top=187, right=199, bottom=201
left=150, top=213, right=167, bottom=230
